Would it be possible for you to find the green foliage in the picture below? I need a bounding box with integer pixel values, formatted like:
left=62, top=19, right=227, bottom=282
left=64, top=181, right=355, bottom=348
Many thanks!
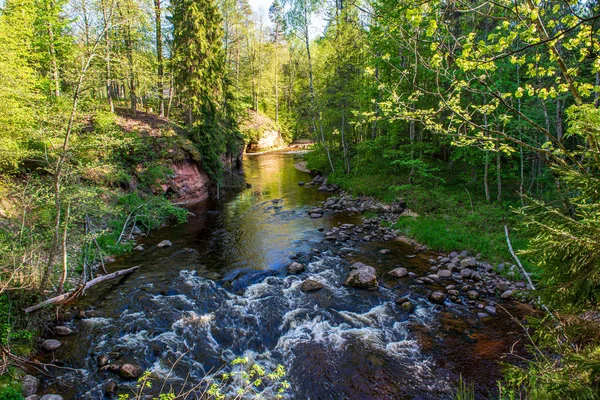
left=500, top=315, right=600, bottom=399
left=0, top=386, right=23, bottom=400
left=454, top=375, right=475, bottom=400
left=116, top=357, right=289, bottom=400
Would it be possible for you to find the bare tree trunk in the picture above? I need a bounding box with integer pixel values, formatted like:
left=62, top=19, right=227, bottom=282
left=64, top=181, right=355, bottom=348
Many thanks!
left=483, top=104, right=490, bottom=203
left=155, top=0, right=164, bottom=117
left=596, top=71, right=600, bottom=109
left=166, top=72, right=174, bottom=119
left=58, top=203, right=70, bottom=293
left=496, top=151, right=502, bottom=202
left=484, top=155, right=490, bottom=203
left=303, top=0, right=334, bottom=172
left=102, top=0, right=114, bottom=112
left=124, top=19, right=136, bottom=116
left=274, top=23, right=279, bottom=123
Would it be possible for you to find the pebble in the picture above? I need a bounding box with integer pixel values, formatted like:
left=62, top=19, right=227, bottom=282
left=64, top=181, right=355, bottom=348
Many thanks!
left=500, top=290, right=513, bottom=299
left=484, top=305, right=497, bottom=315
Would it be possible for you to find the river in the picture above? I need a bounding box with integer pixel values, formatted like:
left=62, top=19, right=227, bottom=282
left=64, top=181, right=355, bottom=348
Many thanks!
left=40, top=152, right=531, bottom=399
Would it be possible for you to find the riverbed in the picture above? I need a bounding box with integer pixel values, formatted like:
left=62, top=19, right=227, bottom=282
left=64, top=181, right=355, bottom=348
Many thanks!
left=39, top=152, right=531, bottom=399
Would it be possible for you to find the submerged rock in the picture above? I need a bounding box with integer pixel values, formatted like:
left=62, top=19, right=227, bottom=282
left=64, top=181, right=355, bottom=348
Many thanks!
left=97, top=354, right=109, bottom=368
left=104, top=380, right=118, bottom=395
left=301, top=279, right=324, bottom=292
left=344, top=263, right=378, bottom=290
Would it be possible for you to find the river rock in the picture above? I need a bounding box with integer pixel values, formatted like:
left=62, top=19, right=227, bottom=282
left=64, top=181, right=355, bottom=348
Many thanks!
left=484, top=305, right=497, bottom=315
left=104, top=380, right=118, bottom=395
left=460, top=257, right=477, bottom=268
left=437, top=269, right=452, bottom=278
left=467, top=290, right=479, bottom=300
left=298, top=182, right=305, bottom=186
left=157, top=240, right=172, bottom=248
left=500, top=290, right=513, bottom=299
left=97, top=354, right=109, bottom=368
left=287, top=262, right=305, bottom=274
left=119, top=363, right=143, bottom=379
left=41, top=339, right=61, bottom=351
left=429, top=291, right=446, bottom=304
left=460, top=268, right=473, bottom=278
left=54, top=326, right=73, bottom=336
left=379, top=249, right=391, bottom=254
left=388, top=267, right=408, bottom=278
left=398, top=300, right=415, bottom=313
left=26, top=396, right=40, bottom=400
left=22, top=375, right=39, bottom=397
left=39, top=396, right=63, bottom=400
left=344, top=264, right=378, bottom=290
left=134, top=245, right=144, bottom=251
left=301, top=279, right=323, bottom=292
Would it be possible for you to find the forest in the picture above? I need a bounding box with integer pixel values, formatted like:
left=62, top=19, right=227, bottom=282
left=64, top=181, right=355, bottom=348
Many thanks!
left=0, top=0, right=600, bottom=398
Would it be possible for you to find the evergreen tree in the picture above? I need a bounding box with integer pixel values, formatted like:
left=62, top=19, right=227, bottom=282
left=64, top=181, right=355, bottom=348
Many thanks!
left=171, top=0, right=240, bottom=180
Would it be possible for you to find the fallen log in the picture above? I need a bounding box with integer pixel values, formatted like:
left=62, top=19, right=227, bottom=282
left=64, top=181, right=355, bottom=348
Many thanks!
left=24, top=265, right=141, bottom=313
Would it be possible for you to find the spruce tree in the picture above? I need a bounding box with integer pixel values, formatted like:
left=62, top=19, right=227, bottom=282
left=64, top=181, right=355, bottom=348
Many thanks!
left=171, top=0, right=240, bottom=180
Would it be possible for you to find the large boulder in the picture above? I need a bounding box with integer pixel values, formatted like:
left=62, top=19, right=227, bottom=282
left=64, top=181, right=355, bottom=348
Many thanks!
left=344, top=263, right=378, bottom=290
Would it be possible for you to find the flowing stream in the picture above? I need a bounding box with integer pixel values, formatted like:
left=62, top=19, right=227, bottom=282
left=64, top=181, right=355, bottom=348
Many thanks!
left=40, top=152, right=531, bottom=399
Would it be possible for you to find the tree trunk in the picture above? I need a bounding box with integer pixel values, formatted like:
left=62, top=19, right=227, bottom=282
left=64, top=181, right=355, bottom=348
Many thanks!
left=125, top=22, right=136, bottom=116
left=496, top=151, right=502, bottom=202
left=102, top=0, right=114, bottom=112
left=155, top=0, right=164, bottom=117
left=274, top=22, right=279, bottom=123
left=58, top=203, right=70, bottom=293
left=303, top=0, right=334, bottom=172
left=46, top=1, right=60, bottom=97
